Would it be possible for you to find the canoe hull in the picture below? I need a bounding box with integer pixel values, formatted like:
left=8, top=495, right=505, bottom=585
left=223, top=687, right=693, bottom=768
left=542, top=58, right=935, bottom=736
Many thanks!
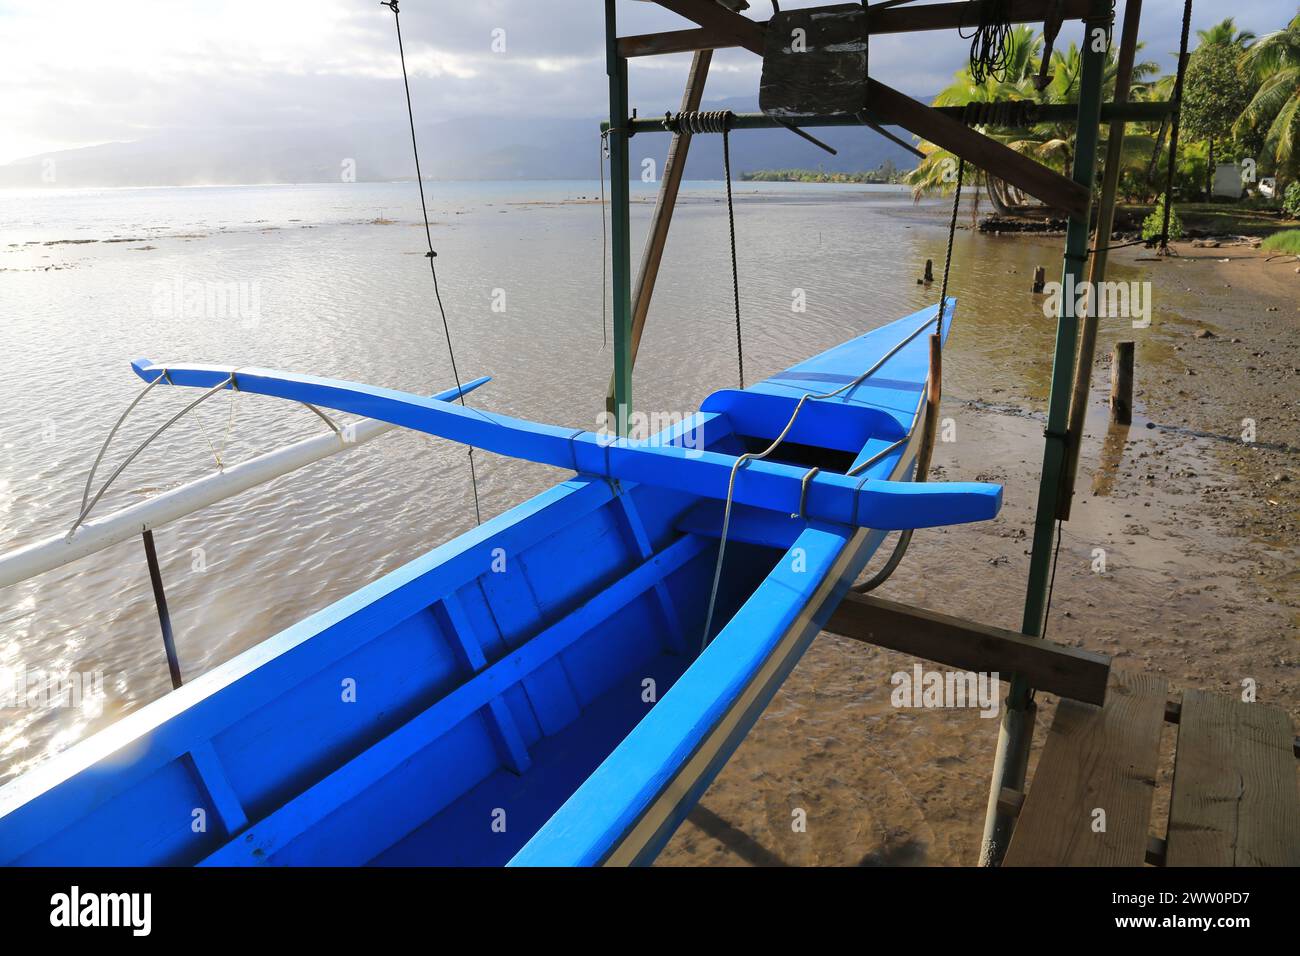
left=0, top=304, right=962, bottom=866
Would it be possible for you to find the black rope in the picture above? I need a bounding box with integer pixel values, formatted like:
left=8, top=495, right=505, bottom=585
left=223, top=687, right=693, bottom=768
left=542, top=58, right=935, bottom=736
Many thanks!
left=937, top=157, right=965, bottom=321
left=722, top=121, right=744, bottom=390
left=383, top=0, right=481, bottom=526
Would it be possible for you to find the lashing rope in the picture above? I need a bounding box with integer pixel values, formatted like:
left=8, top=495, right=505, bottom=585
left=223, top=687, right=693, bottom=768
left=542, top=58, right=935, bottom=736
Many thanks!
left=383, top=0, right=481, bottom=526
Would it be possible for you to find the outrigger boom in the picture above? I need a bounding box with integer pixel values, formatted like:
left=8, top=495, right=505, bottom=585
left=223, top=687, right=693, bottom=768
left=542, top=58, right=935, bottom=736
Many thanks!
left=130, top=359, right=1001, bottom=531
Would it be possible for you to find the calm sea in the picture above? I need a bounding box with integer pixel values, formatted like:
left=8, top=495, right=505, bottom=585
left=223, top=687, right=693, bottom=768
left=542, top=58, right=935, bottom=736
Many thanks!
left=0, top=179, right=1074, bottom=783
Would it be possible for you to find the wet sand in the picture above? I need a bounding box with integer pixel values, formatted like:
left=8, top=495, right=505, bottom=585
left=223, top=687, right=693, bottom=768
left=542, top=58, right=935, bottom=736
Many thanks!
left=658, top=239, right=1299, bottom=867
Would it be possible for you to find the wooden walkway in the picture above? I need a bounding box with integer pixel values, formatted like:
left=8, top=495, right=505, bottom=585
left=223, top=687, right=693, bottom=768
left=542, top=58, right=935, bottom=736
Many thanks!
left=1004, top=672, right=1300, bottom=866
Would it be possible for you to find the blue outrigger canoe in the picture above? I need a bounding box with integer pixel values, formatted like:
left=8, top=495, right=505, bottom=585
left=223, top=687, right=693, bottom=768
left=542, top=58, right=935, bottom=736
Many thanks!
left=0, top=302, right=1000, bottom=866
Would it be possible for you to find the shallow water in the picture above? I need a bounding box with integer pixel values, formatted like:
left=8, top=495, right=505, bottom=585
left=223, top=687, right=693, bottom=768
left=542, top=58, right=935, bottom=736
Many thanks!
left=0, top=180, right=1124, bottom=785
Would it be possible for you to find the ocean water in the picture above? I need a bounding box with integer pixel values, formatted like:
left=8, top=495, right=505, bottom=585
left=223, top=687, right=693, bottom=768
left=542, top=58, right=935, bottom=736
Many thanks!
left=0, top=179, right=1074, bottom=785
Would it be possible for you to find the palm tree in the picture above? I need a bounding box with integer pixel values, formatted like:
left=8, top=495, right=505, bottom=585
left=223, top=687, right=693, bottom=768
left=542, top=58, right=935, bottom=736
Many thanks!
left=906, top=30, right=1160, bottom=211
left=1196, top=18, right=1256, bottom=48
left=1235, top=13, right=1300, bottom=175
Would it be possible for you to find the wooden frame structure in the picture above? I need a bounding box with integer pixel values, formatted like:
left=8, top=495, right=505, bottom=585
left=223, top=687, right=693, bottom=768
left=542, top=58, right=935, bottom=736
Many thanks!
left=602, top=0, right=1176, bottom=865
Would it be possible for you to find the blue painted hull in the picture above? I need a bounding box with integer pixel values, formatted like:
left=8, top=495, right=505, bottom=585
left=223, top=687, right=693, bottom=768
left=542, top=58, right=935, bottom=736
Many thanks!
left=0, top=304, right=961, bottom=866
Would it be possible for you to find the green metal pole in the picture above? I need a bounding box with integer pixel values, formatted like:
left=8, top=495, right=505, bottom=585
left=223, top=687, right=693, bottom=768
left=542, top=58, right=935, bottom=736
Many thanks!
left=605, top=0, right=633, bottom=438
left=979, top=16, right=1110, bottom=867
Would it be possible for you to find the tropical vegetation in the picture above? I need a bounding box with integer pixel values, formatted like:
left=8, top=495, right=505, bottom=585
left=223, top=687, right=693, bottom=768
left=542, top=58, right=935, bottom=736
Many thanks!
left=743, top=160, right=903, bottom=184
left=904, top=11, right=1300, bottom=218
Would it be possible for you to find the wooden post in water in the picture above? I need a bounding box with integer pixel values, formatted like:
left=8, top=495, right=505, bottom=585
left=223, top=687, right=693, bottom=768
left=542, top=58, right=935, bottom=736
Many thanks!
left=1031, top=266, right=1046, bottom=293
left=921, top=258, right=934, bottom=284
left=1110, top=341, right=1134, bottom=425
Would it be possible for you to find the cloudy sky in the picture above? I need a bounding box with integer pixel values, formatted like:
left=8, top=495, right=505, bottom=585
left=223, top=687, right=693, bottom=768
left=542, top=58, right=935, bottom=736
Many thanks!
left=0, top=0, right=1292, bottom=165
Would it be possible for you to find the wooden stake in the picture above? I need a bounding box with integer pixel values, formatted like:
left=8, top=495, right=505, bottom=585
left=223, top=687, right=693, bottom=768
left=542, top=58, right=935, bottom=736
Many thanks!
left=1031, top=265, right=1046, bottom=293
left=1110, top=341, right=1134, bottom=425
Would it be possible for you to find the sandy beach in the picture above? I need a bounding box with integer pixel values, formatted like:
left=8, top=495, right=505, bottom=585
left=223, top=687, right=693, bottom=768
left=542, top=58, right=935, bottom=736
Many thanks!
left=659, top=237, right=1299, bottom=866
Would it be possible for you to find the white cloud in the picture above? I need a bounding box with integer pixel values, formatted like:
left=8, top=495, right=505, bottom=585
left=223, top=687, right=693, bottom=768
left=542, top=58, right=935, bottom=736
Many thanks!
left=3, top=0, right=1290, bottom=166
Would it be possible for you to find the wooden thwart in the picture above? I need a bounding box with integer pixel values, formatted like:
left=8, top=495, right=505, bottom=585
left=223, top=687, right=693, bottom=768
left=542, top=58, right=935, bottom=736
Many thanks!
left=824, top=593, right=1111, bottom=705
left=1004, top=671, right=1167, bottom=866
left=1165, top=690, right=1300, bottom=866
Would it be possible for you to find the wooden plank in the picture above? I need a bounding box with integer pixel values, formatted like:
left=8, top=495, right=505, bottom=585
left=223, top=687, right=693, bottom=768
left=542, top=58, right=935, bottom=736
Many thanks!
left=1004, top=671, right=1166, bottom=866
left=650, top=0, right=765, bottom=52
left=645, top=1, right=1089, bottom=216
left=1165, top=690, right=1300, bottom=866
left=759, top=5, right=868, bottom=117
left=823, top=593, right=1110, bottom=705
left=619, top=26, right=724, bottom=58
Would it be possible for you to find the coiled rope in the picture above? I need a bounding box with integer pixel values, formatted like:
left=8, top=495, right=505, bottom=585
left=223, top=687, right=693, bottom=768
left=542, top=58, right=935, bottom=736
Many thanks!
left=960, top=99, right=1038, bottom=128
left=382, top=0, right=481, bottom=525
left=959, top=0, right=1015, bottom=84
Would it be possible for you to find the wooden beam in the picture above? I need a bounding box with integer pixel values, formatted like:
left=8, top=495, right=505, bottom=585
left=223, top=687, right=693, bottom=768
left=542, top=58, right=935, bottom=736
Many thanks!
left=869, top=0, right=1101, bottom=34
left=619, top=26, right=726, bottom=58
left=823, top=593, right=1110, bottom=705
left=623, top=1, right=1102, bottom=56
left=867, top=79, right=1089, bottom=217
left=650, top=0, right=765, bottom=53
left=646, top=0, right=1090, bottom=216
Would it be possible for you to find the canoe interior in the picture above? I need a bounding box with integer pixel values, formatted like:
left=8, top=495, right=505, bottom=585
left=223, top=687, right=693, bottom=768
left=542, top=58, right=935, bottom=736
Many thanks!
left=0, top=305, right=948, bottom=866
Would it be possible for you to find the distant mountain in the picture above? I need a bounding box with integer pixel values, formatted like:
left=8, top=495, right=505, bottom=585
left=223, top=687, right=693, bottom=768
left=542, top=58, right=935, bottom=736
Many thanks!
left=0, top=97, right=919, bottom=188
